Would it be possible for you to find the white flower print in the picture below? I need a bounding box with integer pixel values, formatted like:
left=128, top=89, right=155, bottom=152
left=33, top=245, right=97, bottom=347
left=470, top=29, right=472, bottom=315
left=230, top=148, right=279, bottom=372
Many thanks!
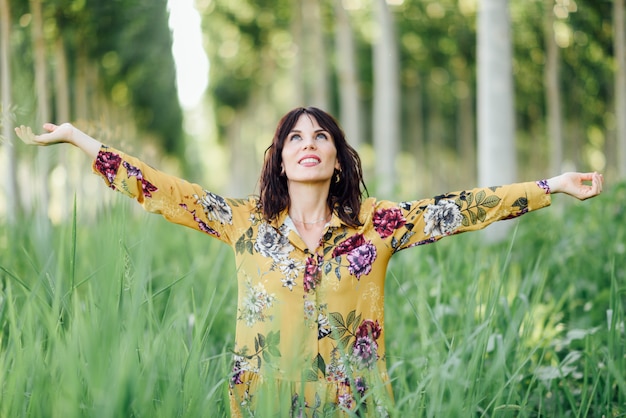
left=277, top=257, right=303, bottom=291
left=238, top=280, right=276, bottom=327
left=194, top=190, right=233, bottom=224
left=423, top=199, right=463, bottom=237
left=281, top=277, right=296, bottom=291
left=303, top=299, right=317, bottom=325
left=254, top=222, right=293, bottom=261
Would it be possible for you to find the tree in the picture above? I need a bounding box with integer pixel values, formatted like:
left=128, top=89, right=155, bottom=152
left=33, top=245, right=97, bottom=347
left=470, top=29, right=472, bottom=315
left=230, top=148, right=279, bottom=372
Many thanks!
left=544, top=0, right=563, bottom=176
left=477, top=0, right=516, bottom=240
left=333, top=1, right=362, bottom=149
left=372, top=0, right=399, bottom=198
left=30, top=0, right=53, bottom=219
left=615, top=0, right=626, bottom=178
left=1, top=0, right=19, bottom=224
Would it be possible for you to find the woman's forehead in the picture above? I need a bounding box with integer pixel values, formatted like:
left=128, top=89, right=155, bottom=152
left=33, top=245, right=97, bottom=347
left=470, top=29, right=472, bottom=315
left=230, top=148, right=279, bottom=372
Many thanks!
left=293, top=113, right=321, bottom=130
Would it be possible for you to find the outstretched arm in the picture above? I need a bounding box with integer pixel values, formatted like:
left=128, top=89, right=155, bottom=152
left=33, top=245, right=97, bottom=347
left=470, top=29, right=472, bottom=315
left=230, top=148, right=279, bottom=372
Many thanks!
left=15, top=123, right=102, bottom=159
left=546, top=172, right=604, bottom=201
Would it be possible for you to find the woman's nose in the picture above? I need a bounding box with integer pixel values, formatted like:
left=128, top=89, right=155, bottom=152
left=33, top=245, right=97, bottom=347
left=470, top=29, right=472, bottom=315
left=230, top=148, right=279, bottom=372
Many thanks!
left=302, top=137, right=316, bottom=149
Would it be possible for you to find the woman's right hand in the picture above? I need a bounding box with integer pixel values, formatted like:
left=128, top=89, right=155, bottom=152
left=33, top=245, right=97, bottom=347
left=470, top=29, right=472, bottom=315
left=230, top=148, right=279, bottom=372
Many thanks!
left=15, top=122, right=76, bottom=146
left=15, top=123, right=102, bottom=159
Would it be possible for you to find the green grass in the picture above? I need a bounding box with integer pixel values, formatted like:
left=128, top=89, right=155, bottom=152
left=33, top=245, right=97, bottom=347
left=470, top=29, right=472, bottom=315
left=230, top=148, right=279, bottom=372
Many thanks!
left=1, top=183, right=624, bottom=417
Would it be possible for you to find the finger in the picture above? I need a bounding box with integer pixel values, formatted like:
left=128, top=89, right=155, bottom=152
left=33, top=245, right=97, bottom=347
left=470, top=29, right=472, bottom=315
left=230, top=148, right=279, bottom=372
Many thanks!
left=43, top=123, right=58, bottom=132
left=14, top=125, right=37, bottom=144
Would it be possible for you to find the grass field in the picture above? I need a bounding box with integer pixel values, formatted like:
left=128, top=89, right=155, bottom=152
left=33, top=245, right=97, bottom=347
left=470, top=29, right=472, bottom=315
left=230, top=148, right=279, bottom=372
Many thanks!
left=1, top=183, right=625, bottom=417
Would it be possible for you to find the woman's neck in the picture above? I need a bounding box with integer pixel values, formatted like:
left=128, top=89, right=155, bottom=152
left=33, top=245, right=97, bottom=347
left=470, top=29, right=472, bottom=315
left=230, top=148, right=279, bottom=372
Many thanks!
left=287, top=182, right=331, bottom=224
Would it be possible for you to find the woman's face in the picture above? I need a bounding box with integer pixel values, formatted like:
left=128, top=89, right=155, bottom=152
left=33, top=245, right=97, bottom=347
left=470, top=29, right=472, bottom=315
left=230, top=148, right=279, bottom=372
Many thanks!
left=281, top=114, right=340, bottom=186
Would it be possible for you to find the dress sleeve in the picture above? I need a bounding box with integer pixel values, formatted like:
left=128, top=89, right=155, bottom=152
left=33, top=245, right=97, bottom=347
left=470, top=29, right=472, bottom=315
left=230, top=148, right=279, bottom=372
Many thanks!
left=92, top=145, right=247, bottom=245
left=369, top=182, right=551, bottom=253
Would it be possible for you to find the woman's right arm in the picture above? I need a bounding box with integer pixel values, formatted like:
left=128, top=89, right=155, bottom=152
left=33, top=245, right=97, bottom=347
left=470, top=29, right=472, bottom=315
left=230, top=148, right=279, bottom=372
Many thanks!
left=15, top=123, right=247, bottom=245
left=15, top=123, right=102, bottom=159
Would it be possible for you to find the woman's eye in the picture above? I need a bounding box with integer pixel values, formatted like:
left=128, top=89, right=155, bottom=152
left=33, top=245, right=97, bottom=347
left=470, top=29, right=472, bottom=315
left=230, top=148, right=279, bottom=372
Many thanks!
left=316, top=133, right=328, bottom=140
left=290, top=134, right=302, bottom=141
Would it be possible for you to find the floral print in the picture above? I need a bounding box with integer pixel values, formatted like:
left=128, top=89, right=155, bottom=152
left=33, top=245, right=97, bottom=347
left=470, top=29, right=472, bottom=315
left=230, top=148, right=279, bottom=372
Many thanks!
left=94, top=149, right=122, bottom=186
left=373, top=207, right=406, bottom=238
left=254, top=222, right=293, bottom=262
left=303, top=254, right=323, bottom=293
left=423, top=199, right=463, bottom=237
left=194, top=190, right=233, bottom=224
left=92, top=146, right=552, bottom=417
left=238, top=280, right=276, bottom=327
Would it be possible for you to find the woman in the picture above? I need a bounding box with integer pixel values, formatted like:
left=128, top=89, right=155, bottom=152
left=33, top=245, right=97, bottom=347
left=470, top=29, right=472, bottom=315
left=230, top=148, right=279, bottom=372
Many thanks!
left=15, top=106, right=603, bottom=417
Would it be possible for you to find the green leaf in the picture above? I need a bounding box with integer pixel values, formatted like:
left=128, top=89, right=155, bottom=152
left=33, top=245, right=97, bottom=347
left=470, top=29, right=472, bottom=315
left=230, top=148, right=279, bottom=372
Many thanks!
left=477, top=207, right=487, bottom=222
left=323, top=262, right=332, bottom=275
left=257, top=333, right=266, bottom=348
left=245, top=241, right=254, bottom=254
left=267, top=345, right=281, bottom=357
left=469, top=209, right=477, bottom=225
left=475, top=190, right=486, bottom=204
left=482, top=195, right=501, bottom=208
left=313, top=353, right=326, bottom=376
left=351, top=315, right=362, bottom=335
left=334, top=266, right=342, bottom=280
left=304, top=370, right=319, bottom=382
left=330, top=327, right=347, bottom=340
left=339, top=335, right=353, bottom=349
left=246, top=227, right=253, bottom=238
left=329, top=312, right=345, bottom=328
left=346, top=310, right=356, bottom=328
left=235, top=236, right=244, bottom=253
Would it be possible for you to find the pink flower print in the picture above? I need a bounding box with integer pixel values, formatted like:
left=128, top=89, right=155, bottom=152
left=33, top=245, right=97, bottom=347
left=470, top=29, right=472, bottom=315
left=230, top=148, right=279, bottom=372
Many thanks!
left=373, top=207, right=406, bottom=238
left=303, top=255, right=322, bottom=293
left=94, top=150, right=122, bottom=187
left=346, top=242, right=377, bottom=279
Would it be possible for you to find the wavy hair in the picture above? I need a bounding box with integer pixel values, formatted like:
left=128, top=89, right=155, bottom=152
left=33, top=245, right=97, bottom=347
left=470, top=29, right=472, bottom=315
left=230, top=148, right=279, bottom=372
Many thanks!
left=258, top=107, right=367, bottom=227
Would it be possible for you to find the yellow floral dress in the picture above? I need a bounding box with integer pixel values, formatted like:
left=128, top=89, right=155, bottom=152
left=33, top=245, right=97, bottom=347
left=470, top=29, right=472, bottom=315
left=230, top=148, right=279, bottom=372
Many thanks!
left=93, top=146, right=551, bottom=417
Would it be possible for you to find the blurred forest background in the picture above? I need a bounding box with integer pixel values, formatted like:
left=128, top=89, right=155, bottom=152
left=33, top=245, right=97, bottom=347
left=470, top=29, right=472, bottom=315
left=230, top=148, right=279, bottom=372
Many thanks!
left=0, top=0, right=624, bottom=224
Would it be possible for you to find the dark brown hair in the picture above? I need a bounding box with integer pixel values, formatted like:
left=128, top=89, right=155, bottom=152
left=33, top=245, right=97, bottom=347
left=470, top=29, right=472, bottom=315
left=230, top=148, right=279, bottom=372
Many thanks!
left=258, top=107, right=367, bottom=227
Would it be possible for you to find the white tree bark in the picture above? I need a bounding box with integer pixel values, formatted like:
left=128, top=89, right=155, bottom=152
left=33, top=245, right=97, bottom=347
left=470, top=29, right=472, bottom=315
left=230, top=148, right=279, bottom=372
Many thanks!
left=30, top=0, right=52, bottom=219
left=1, top=0, right=19, bottom=223
left=372, top=0, right=399, bottom=198
left=544, top=0, right=563, bottom=176
left=615, top=0, right=626, bottom=178
left=477, top=0, right=516, bottom=240
left=334, top=2, right=362, bottom=149
left=302, top=0, right=330, bottom=109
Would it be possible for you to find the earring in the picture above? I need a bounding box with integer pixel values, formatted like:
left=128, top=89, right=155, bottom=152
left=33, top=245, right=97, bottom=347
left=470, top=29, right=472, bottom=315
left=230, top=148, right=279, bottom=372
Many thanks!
left=335, top=171, right=341, bottom=183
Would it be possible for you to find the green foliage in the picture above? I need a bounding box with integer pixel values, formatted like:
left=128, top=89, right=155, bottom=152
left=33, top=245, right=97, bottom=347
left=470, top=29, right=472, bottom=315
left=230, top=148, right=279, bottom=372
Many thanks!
left=1, top=184, right=624, bottom=416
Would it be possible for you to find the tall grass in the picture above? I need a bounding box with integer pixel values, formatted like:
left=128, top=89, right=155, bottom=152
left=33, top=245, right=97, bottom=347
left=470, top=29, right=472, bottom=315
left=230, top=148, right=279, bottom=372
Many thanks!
left=1, top=183, right=624, bottom=417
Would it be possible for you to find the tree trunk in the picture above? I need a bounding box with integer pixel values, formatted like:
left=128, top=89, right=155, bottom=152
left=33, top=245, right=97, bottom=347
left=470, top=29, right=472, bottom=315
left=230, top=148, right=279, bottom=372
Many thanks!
left=53, top=36, right=72, bottom=222
left=302, top=0, right=329, bottom=109
left=372, top=0, right=399, bottom=198
left=544, top=0, right=563, bottom=176
left=456, top=73, right=475, bottom=187
left=290, top=1, right=304, bottom=107
left=615, top=0, right=626, bottom=178
left=477, top=0, right=516, bottom=240
left=1, top=0, right=19, bottom=224
left=30, top=0, right=52, bottom=219
left=405, top=79, right=425, bottom=196
left=334, top=2, right=362, bottom=149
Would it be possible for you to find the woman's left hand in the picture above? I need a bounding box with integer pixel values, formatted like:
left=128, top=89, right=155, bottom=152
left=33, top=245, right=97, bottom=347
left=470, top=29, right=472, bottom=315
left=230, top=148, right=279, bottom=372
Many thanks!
left=547, top=172, right=604, bottom=200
